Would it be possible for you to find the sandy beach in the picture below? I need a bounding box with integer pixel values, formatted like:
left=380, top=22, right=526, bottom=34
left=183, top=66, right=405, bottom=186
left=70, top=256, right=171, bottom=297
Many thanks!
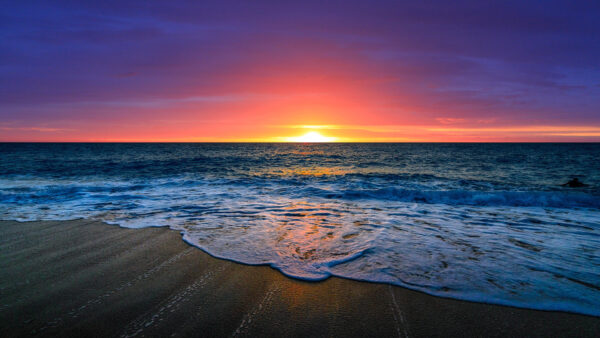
left=1, top=219, right=598, bottom=337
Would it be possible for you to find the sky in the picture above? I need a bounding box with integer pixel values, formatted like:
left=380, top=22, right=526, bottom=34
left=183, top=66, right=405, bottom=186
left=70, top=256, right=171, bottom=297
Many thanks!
left=1, top=0, right=600, bottom=142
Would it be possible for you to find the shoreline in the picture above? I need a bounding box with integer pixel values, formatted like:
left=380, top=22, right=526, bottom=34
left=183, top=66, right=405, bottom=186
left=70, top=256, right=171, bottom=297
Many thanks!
left=1, top=219, right=599, bottom=337
left=178, top=221, right=599, bottom=317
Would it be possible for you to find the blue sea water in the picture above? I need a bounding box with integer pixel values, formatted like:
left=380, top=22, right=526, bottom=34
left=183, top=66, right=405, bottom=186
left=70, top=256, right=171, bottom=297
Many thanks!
left=1, top=143, right=599, bottom=316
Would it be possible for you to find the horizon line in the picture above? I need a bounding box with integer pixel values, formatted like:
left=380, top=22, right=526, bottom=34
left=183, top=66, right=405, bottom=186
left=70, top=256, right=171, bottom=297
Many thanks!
left=2, top=141, right=599, bottom=144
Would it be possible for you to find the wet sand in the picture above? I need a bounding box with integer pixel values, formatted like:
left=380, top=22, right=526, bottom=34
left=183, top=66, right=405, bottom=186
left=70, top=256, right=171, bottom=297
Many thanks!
left=1, top=220, right=598, bottom=337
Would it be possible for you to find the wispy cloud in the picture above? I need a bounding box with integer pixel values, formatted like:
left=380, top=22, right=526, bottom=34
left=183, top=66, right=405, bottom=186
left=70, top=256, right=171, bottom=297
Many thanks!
left=435, top=118, right=465, bottom=125
left=0, top=126, right=72, bottom=132
left=426, top=126, right=600, bottom=133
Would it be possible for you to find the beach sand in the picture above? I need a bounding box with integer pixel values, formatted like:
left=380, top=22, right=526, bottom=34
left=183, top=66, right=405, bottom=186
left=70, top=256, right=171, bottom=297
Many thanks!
left=1, top=220, right=598, bottom=337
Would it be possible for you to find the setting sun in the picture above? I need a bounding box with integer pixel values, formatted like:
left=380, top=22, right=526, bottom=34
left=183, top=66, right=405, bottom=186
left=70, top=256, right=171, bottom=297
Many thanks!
left=286, top=131, right=337, bottom=142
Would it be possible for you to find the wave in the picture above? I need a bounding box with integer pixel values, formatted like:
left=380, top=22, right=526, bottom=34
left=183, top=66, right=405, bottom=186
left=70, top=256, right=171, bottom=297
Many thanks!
left=309, top=187, right=600, bottom=208
left=2, top=176, right=598, bottom=210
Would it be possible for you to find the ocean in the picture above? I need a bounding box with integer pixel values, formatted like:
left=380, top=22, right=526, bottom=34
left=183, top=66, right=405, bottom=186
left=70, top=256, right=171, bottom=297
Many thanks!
left=1, top=143, right=599, bottom=316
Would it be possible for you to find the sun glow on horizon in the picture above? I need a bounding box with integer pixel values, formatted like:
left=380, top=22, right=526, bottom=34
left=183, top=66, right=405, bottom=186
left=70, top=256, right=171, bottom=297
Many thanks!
left=285, top=131, right=337, bottom=142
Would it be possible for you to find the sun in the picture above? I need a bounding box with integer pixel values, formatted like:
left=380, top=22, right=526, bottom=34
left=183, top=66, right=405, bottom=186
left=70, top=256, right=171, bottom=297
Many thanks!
left=286, top=131, right=337, bottom=142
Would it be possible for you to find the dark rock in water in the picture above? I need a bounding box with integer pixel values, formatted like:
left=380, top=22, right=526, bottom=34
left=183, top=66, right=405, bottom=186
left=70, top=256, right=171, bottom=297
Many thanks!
left=562, top=178, right=588, bottom=188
